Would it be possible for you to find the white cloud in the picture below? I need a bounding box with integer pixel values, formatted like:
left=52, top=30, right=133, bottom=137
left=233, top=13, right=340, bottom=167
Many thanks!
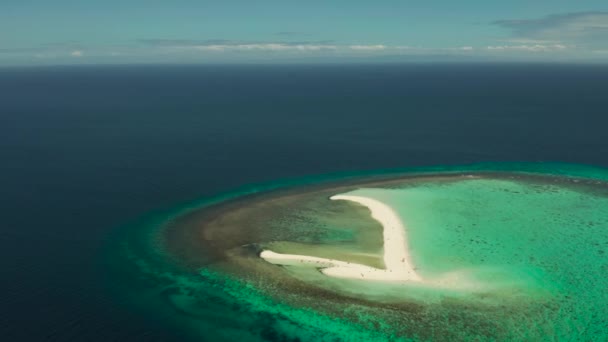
left=499, top=38, right=560, bottom=45
left=155, top=41, right=476, bottom=56
left=486, top=44, right=568, bottom=52
left=25, top=38, right=581, bottom=64
left=193, top=45, right=227, bottom=52
left=349, top=44, right=386, bottom=51
left=188, top=43, right=337, bottom=52
left=293, top=44, right=337, bottom=51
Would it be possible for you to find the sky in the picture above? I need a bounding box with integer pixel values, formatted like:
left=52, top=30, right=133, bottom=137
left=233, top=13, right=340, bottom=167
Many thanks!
left=1, top=1, right=608, bottom=65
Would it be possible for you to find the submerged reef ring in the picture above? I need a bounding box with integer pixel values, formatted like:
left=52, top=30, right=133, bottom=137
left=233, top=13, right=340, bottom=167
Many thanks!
left=109, top=164, right=608, bottom=341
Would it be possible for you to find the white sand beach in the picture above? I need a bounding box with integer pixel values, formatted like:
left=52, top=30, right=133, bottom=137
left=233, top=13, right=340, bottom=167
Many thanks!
left=260, top=194, right=423, bottom=283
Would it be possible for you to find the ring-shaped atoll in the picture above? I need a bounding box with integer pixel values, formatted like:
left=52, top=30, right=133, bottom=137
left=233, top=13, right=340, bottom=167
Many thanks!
left=106, top=163, right=608, bottom=341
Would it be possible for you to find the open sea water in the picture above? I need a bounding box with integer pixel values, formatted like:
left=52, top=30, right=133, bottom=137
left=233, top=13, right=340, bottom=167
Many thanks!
left=1, top=64, right=608, bottom=340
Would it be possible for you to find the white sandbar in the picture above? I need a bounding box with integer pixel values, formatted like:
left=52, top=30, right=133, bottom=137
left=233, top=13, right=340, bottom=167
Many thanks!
left=260, top=194, right=423, bottom=282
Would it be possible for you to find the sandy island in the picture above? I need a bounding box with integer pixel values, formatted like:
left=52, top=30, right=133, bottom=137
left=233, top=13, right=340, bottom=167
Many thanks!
left=260, top=194, right=423, bottom=283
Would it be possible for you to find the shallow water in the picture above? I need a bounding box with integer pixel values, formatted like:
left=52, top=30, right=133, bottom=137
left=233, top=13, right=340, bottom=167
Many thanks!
left=105, top=164, right=608, bottom=341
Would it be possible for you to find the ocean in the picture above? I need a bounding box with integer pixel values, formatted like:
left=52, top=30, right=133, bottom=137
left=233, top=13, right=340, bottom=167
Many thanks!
left=1, top=64, right=608, bottom=340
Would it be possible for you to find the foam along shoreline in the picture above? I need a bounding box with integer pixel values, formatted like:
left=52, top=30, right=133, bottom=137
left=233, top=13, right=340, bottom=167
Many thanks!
left=260, top=194, right=423, bottom=282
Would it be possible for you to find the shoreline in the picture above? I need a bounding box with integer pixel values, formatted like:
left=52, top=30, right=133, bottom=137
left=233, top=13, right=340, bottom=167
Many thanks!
left=260, top=193, right=423, bottom=282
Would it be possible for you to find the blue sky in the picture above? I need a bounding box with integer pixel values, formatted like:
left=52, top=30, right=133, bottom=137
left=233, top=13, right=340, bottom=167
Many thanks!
left=1, top=1, right=607, bottom=65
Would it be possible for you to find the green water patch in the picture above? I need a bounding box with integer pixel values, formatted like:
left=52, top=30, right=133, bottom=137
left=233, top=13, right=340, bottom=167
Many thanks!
left=103, top=163, right=608, bottom=341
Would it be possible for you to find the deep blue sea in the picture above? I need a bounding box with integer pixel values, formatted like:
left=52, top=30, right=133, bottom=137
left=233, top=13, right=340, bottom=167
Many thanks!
left=1, top=64, right=608, bottom=340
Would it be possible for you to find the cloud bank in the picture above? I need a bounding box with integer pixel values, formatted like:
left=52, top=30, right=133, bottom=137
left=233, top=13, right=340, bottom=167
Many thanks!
left=4, top=13, right=608, bottom=66
left=494, top=11, right=608, bottom=47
